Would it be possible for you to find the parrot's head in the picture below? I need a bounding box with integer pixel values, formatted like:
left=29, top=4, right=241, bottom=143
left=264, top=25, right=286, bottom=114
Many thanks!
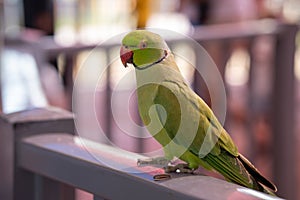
left=120, top=30, right=169, bottom=70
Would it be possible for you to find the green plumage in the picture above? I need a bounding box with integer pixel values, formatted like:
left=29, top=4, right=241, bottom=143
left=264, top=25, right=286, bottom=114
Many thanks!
left=120, top=30, right=277, bottom=194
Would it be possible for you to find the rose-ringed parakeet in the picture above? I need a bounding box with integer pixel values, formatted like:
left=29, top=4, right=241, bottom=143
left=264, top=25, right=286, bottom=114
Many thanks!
left=120, top=30, right=277, bottom=194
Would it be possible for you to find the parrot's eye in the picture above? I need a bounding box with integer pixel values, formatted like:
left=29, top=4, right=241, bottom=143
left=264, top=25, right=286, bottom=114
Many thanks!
left=140, top=41, right=147, bottom=49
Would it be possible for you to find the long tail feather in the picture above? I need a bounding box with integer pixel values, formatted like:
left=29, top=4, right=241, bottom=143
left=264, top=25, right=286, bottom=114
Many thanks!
left=203, top=150, right=276, bottom=195
left=238, top=153, right=277, bottom=192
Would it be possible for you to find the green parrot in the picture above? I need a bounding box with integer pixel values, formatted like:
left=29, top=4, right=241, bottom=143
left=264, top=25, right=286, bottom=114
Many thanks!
left=120, top=30, right=277, bottom=194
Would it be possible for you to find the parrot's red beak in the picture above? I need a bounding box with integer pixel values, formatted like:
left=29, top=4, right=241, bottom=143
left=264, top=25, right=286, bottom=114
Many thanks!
left=120, top=45, right=133, bottom=68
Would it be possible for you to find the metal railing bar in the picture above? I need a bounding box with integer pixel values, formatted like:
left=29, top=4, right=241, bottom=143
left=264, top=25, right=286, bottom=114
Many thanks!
left=191, top=19, right=280, bottom=42
left=17, top=133, right=280, bottom=200
left=17, top=133, right=199, bottom=200
left=4, top=19, right=283, bottom=60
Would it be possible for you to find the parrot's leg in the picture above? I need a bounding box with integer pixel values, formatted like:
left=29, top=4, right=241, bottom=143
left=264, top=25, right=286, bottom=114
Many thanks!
left=137, top=157, right=171, bottom=167
left=164, top=163, right=195, bottom=174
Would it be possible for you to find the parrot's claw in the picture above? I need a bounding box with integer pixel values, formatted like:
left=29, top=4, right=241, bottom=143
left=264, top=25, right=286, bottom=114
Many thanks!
left=153, top=173, right=172, bottom=181
left=137, top=157, right=170, bottom=167
left=164, top=163, right=195, bottom=174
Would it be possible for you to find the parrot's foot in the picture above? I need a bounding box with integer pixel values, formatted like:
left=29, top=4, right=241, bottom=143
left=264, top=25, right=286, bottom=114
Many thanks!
left=164, top=163, right=195, bottom=174
left=137, top=157, right=170, bottom=167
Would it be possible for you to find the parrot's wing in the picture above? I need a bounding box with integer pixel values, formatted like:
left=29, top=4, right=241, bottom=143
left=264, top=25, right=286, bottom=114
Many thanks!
left=153, top=79, right=238, bottom=157
left=153, top=80, right=277, bottom=192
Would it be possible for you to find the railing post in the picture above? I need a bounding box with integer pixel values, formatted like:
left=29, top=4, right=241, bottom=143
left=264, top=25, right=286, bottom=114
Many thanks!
left=0, top=0, right=3, bottom=112
left=272, top=24, right=298, bottom=200
left=64, top=54, right=76, bottom=110
left=0, top=107, right=75, bottom=200
left=104, top=48, right=112, bottom=142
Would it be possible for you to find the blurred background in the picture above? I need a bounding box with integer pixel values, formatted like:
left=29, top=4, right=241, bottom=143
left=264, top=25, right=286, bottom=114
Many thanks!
left=1, top=0, right=300, bottom=199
